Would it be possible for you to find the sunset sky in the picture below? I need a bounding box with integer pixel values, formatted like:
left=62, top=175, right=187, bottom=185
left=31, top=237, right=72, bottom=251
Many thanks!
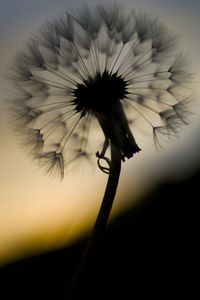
left=0, top=0, right=200, bottom=265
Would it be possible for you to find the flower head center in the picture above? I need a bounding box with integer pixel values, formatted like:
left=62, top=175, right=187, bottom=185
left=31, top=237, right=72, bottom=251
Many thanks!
left=73, top=70, right=140, bottom=161
left=73, top=71, right=127, bottom=115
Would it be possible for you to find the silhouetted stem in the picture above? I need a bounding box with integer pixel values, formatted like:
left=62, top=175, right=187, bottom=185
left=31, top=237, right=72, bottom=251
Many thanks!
left=65, top=142, right=121, bottom=299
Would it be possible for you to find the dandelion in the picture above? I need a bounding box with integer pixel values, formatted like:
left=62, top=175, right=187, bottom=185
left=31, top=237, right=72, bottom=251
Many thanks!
left=8, top=2, right=193, bottom=298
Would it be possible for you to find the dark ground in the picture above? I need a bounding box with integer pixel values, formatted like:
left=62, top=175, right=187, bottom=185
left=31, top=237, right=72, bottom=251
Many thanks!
left=0, top=167, right=200, bottom=300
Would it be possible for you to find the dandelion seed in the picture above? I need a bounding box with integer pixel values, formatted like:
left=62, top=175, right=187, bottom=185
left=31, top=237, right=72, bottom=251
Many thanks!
left=38, top=151, right=65, bottom=179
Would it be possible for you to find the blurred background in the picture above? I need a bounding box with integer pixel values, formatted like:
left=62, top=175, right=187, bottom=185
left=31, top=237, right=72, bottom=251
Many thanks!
left=0, top=0, right=200, bottom=299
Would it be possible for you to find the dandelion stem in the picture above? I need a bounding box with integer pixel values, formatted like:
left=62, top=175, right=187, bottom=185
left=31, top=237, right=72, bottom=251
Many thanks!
left=65, top=141, right=121, bottom=299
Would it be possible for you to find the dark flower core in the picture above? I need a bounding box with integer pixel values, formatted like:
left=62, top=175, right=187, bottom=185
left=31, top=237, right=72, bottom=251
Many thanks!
left=73, top=71, right=127, bottom=116
left=73, top=70, right=140, bottom=161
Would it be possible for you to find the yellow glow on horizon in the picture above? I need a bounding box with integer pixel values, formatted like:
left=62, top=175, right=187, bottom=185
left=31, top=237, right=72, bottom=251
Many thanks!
left=0, top=122, right=155, bottom=266
left=0, top=130, right=153, bottom=266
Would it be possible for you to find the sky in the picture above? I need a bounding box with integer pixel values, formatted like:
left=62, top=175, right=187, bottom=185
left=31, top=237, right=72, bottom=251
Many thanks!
left=0, top=0, right=200, bottom=265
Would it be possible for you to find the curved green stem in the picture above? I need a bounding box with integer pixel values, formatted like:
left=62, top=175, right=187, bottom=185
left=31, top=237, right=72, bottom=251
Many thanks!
left=65, top=141, right=121, bottom=299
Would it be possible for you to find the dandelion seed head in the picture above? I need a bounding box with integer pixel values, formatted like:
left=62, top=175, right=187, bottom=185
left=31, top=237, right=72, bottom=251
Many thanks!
left=9, top=2, right=194, bottom=178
